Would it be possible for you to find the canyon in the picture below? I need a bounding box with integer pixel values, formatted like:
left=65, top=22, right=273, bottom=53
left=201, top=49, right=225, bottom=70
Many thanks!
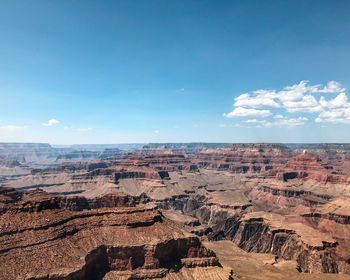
left=1, top=143, right=350, bottom=279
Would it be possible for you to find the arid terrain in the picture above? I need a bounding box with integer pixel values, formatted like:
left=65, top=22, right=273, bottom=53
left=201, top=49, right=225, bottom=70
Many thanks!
left=1, top=142, right=350, bottom=279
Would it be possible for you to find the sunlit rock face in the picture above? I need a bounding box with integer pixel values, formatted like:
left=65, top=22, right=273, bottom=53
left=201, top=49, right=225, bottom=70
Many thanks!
left=275, top=152, right=349, bottom=183
left=193, top=143, right=292, bottom=173
left=0, top=187, right=225, bottom=280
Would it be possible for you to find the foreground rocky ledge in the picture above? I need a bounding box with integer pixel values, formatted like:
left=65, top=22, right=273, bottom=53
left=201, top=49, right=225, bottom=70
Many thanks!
left=0, top=188, right=224, bottom=280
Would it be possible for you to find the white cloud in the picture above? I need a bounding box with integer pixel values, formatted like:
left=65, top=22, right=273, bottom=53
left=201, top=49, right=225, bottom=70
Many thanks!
left=316, top=81, right=345, bottom=94
left=245, top=119, right=267, bottom=123
left=219, top=123, right=243, bottom=128
left=228, top=80, right=347, bottom=114
left=282, top=95, right=322, bottom=113
left=223, top=107, right=272, bottom=117
left=276, top=81, right=346, bottom=113
left=277, top=80, right=318, bottom=102
left=320, top=92, right=349, bottom=109
left=254, top=117, right=308, bottom=128
left=315, top=107, right=350, bottom=124
left=234, top=90, right=280, bottom=108
left=154, top=130, right=159, bottom=134
left=224, top=80, right=350, bottom=125
left=42, top=119, right=60, bottom=127
left=273, top=117, right=308, bottom=126
left=316, top=92, right=350, bottom=123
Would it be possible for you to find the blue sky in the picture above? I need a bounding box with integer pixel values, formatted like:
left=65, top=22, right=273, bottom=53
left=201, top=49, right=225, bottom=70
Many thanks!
left=1, top=0, right=350, bottom=144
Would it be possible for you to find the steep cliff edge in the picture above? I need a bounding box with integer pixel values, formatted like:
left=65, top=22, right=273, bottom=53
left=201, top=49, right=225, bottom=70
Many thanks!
left=0, top=188, right=226, bottom=280
left=211, top=212, right=343, bottom=274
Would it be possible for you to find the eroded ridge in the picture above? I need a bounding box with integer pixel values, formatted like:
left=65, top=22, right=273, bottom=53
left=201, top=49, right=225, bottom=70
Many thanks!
left=0, top=188, right=224, bottom=280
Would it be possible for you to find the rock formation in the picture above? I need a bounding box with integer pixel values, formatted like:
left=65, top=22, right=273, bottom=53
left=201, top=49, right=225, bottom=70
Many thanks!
left=211, top=212, right=342, bottom=273
left=292, top=144, right=350, bottom=177
left=0, top=156, right=24, bottom=168
left=140, top=143, right=230, bottom=156
left=0, top=142, right=71, bottom=163
left=0, top=187, right=225, bottom=280
left=118, top=153, right=199, bottom=172
left=275, top=151, right=349, bottom=183
left=2, top=143, right=350, bottom=278
left=56, top=150, right=101, bottom=162
left=193, top=143, right=292, bottom=173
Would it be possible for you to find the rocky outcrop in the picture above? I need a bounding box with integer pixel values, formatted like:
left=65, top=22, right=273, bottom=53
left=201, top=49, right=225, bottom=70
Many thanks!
left=292, top=144, right=350, bottom=176
left=119, top=153, right=199, bottom=172
left=56, top=149, right=125, bottom=162
left=212, top=213, right=342, bottom=274
left=302, top=212, right=350, bottom=225
left=0, top=187, right=23, bottom=214
left=193, top=143, right=292, bottom=173
left=275, top=151, right=349, bottom=183
left=139, top=143, right=230, bottom=156
left=31, top=161, right=110, bottom=175
left=98, top=148, right=123, bottom=159
left=152, top=185, right=350, bottom=275
left=0, top=156, right=24, bottom=168
left=114, top=168, right=170, bottom=181
left=258, top=185, right=332, bottom=201
left=66, top=153, right=198, bottom=185
left=74, top=166, right=169, bottom=182
left=3, top=188, right=150, bottom=212
left=0, top=189, right=222, bottom=280
left=0, top=142, right=73, bottom=163
left=56, top=150, right=101, bottom=162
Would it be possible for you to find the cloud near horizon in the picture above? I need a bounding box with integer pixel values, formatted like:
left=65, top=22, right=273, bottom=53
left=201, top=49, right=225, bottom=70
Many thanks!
left=42, top=119, right=60, bottom=127
left=223, top=80, right=350, bottom=127
left=223, top=107, right=272, bottom=117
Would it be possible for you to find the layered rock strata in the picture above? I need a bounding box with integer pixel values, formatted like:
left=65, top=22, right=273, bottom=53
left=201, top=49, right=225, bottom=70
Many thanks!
left=193, top=143, right=292, bottom=173
left=117, top=153, right=199, bottom=172
left=293, top=144, right=350, bottom=176
left=275, top=151, right=349, bottom=183
left=0, top=188, right=223, bottom=280
left=211, top=212, right=342, bottom=274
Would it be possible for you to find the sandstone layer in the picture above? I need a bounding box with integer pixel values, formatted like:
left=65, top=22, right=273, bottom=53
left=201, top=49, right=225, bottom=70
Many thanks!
left=0, top=188, right=225, bottom=280
left=193, top=143, right=292, bottom=173
left=274, top=151, right=349, bottom=183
